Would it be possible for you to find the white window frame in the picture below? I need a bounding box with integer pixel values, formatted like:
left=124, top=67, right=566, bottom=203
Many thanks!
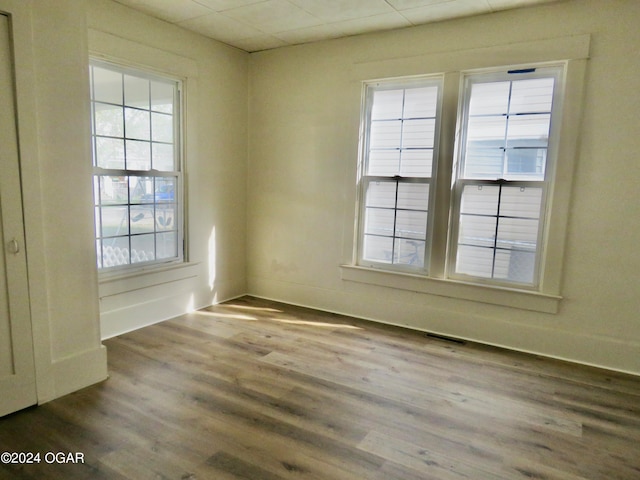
left=90, top=59, right=184, bottom=274
left=343, top=35, right=589, bottom=313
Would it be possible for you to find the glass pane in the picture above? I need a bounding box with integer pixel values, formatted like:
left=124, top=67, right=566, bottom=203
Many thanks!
left=156, top=204, right=176, bottom=231
left=125, top=140, right=151, bottom=170
left=368, top=150, right=400, bottom=176
left=151, top=81, right=174, bottom=114
left=98, top=176, right=128, bottom=205
left=456, top=245, right=493, bottom=278
left=506, top=114, right=550, bottom=147
left=496, top=218, right=539, bottom=251
left=509, top=78, right=554, bottom=114
left=95, top=137, right=125, bottom=169
left=400, top=149, right=432, bottom=177
left=96, top=240, right=103, bottom=269
left=494, top=250, right=535, bottom=284
left=130, top=176, right=154, bottom=204
left=394, top=238, right=425, bottom=267
left=366, top=181, right=396, bottom=208
left=403, top=86, right=438, bottom=118
left=152, top=112, right=173, bottom=143
left=459, top=214, right=496, bottom=248
left=395, top=210, right=427, bottom=240
left=371, top=89, right=403, bottom=120
left=364, top=208, right=394, bottom=237
left=397, top=183, right=429, bottom=210
left=152, top=143, right=175, bottom=171
left=131, top=234, right=155, bottom=263
left=157, top=232, right=178, bottom=259
left=124, top=75, right=149, bottom=109
left=460, top=185, right=499, bottom=215
left=94, top=103, right=123, bottom=137
left=464, top=147, right=504, bottom=178
left=125, top=107, right=150, bottom=140
left=101, top=236, right=130, bottom=268
left=100, top=206, right=128, bottom=237
left=129, top=205, right=155, bottom=234
left=402, top=118, right=436, bottom=149
left=468, top=82, right=510, bottom=115
left=92, top=67, right=122, bottom=104
left=370, top=120, right=401, bottom=149
left=500, top=187, right=543, bottom=218
left=467, top=116, right=507, bottom=146
left=363, top=235, right=393, bottom=263
left=505, top=148, right=546, bottom=179
left=155, top=178, right=175, bottom=203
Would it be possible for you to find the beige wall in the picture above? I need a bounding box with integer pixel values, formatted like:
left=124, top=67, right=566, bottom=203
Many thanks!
left=247, top=0, right=640, bottom=374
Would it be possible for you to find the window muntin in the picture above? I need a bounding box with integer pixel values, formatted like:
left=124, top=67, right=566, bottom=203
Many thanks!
left=356, top=64, right=564, bottom=290
left=358, top=78, right=442, bottom=271
left=90, top=61, right=182, bottom=271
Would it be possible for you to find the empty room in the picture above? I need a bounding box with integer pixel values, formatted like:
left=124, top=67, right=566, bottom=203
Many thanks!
left=1, top=0, right=639, bottom=478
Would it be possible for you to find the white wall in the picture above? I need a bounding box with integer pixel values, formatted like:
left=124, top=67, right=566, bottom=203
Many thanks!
left=247, top=0, right=640, bottom=374
left=86, top=0, right=249, bottom=338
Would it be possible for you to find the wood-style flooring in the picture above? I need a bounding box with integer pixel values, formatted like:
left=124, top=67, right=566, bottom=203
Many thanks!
left=1, top=296, right=640, bottom=479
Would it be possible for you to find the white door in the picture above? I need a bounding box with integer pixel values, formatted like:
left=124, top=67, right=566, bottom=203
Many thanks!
left=0, top=12, right=37, bottom=417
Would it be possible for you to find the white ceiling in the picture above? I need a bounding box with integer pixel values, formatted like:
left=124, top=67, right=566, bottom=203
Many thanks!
left=113, top=0, right=558, bottom=52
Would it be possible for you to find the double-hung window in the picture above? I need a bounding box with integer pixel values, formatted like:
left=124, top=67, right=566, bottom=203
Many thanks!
left=90, top=61, right=183, bottom=271
left=357, top=64, right=564, bottom=292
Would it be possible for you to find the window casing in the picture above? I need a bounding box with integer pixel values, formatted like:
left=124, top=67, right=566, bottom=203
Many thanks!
left=90, top=60, right=183, bottom=271
left=356, top=64, right=565, bottom=291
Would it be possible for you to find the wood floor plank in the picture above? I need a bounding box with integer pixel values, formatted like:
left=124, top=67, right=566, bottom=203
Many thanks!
left=1, top=295, right=640, bottom=479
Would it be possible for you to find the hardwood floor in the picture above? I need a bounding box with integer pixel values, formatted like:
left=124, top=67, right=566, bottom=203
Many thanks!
left=1, top=296, right=640, bottom=479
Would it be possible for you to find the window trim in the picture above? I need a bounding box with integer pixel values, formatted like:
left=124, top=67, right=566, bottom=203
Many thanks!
left=90, top=58, right=185, bottom=275
left=342, top=35, right=590, bottom=312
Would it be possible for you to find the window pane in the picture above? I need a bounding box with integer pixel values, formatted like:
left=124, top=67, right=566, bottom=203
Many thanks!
left=129, top=205, right=155, bottom=234
left=467, top=116, right=507, bottom=145
left=368, top=150, right=400, bottom=176
left=94, top=103, right=123, bottom=137
left=468, top=82, right=510, bottom=115
left=394, top=238, right=425, bottom=267
left=152, top=143, right=175, bottom=171
left=366, top=181, right=396, bottom=208
left=131, top=234, right=155, bottom=263
left=125, top=140, right=151, bottom=170
left=363, top=235, right=393, bottom=263
left=102, top=237, right=130, bottom=268
left=124, top=74, right=149, bottom=109
left=456, top=245, right=493, bottom=278
left=155, top=178, right=175, bottom=203
left=151, top=81, right=174, bottom=114
left=397, top=183, right=429, bottom=210
left=500, top=187, right=542, bottom=218
left=460, top=185, right=499, bottom=215
left=400, top=149, right=432, bottom=177
left=402, top=118, right=436, bottom=149
left=395, top=210, right=427, bottom=240
left=100, top=206, right=128, bottom=237
left=506, top=114, right=550, bottom=147
left=509, top=78, right=554, bottom=114
left=370, top=120, right=401, bottom=149
left=494, top=250, right=536, bottom=284
left=92, top=67, right=122, bottom=104
left=464, top=147, right=504, bottom=178
left=157, top=232, right=178, bottom=259
left=371, top=89, right=403, bottom=120
left=505, top=148, right=546, bottom=179
left=156, top=204, right=176, bottom=231
left=496, top=217, right=539, bottom=251
left=95, top=137, right=125, bottom=169
left=403, top=86, right=438, bottom=118
left=98, top=176, right=128, bottom=205
left=152, top=112, right=173, bottom=143
left=125, top=107, right=150, bottom=140
left=364, top=208, right=394, bottom=237
left=459, top=214, right=496, bottom=248
left=130, top=176, right=154, bottom=204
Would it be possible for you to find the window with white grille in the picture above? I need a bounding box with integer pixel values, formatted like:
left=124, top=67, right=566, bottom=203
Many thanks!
left=90, top=61, right=183, bottom=271
left=357, top=64, right=563, bottom=290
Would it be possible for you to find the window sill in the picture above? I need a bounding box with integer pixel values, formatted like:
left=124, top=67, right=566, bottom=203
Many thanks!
left=98, top=262, right=200, bottom=298
left=340, top=265, right=561, bottom=314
